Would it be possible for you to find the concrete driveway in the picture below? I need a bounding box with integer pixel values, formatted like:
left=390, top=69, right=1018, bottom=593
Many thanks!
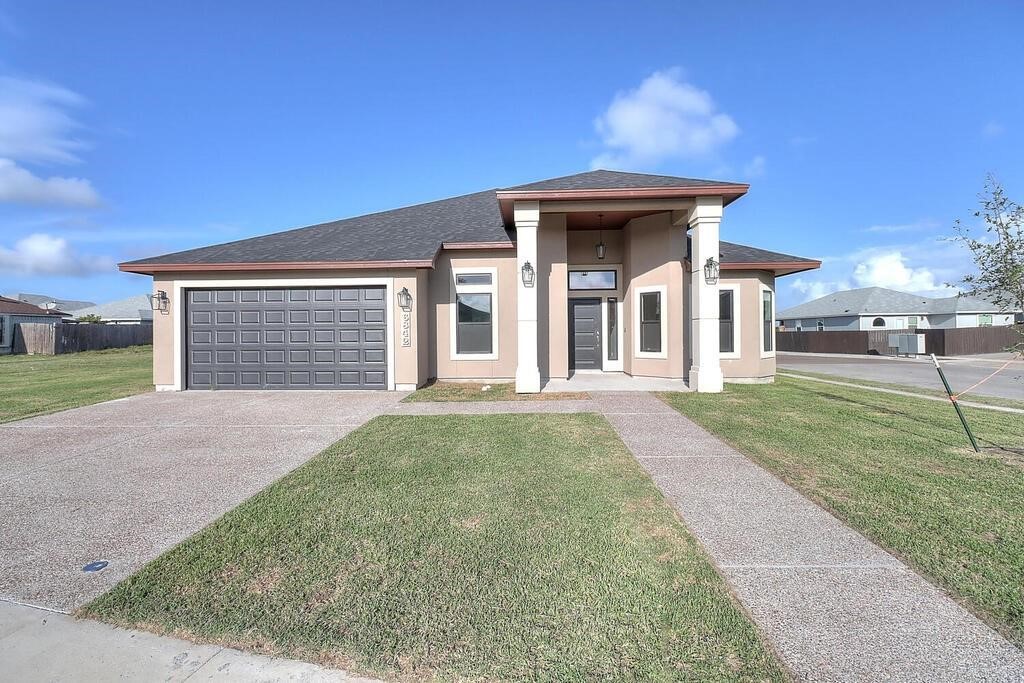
left=0, top=390, right=404, bottom=613
left=778, top=352, right=1024, bottom=401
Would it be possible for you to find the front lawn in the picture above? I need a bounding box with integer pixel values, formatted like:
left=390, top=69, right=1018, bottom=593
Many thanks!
left=83, top=414, right=784, bottom=682
left=404, top=380, right=589, bottom=402
left=661, top=376, right=1024, bottom=644
left=0, top=345, right=152, bottom=423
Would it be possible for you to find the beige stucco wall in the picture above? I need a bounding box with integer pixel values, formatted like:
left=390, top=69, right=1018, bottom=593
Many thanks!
left=147, top=268, right=428, bottom=390
left=720, top=270, right=777, bottom=381
left=623, top=212, right=687, bottom=379
left=567, top=229, right=624, bottom=265
left=429, top=249, right=518, bottom=380
left=540, top=214, right=568, bottom=380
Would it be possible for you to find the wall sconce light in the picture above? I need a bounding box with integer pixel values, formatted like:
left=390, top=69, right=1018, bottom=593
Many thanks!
left=521, top=260, right=536, bottom=287
left=703, top=257, right=720, bottom=286
left=397, top=286, right=413, bottom=310
left=149, top=290, right=170, bottom=312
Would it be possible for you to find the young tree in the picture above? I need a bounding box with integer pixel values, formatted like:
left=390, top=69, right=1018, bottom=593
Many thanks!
left=950, top=176, right=1024, bottom=356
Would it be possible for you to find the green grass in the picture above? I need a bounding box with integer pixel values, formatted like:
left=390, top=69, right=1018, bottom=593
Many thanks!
left=660, top=376, right=1024, bottom=644
left=83, top=414, right=784, bottom=682
left=404, top=380, right=589, bottom=402
left=778, top=367, right=1024, bottom=411
left=0, top=346, right=152, bottom=423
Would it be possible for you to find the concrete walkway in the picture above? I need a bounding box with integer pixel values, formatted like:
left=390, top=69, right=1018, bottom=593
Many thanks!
left=0, top=600, right=375, bottom=682
left=590, top=391, right=1024, bottom=682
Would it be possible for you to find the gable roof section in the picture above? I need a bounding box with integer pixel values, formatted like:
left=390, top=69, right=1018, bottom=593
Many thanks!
left=120, top=170, right=765, bottom=274
left=73, top=295, right=154, bottom=322
left=0, top=295, right=68, bottom=316
left=3, top=293, right=95, bottom=311
left=685, top=238, right=820, bottom=276
left=778, top=287, right=1011, bottom=319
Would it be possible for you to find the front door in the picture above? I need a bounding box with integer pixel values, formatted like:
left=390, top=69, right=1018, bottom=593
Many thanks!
left=570, top=298, right=602, bottom=370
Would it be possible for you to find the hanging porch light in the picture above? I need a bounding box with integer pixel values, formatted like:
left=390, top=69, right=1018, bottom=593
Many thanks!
left=595, top=213, right=606, bottom=260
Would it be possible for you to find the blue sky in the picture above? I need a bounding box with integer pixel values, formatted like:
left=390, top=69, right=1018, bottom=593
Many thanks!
left=1, top=1, right=1021, bottom=310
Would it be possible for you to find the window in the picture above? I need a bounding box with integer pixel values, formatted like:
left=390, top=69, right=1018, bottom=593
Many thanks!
left=978, top=314, right=993, bottom=327
left=719, top=289, right=735, bottom=354
left=908, top=315, right=919, bottom=331
left=640, top=291, right=661, bottom=353
left=455, top=273, right=492, bottom=286
left=456, top=294, right=492, bottom=354
left=761, top=288, right=774, bottom=355
left=816, top=320, right=825, bottom=331
left=451, top=267, right=498, bottom=359
left=607, top=297, right=618, bottom=361
left=569, top=270, right=616, bottom=290
left=0, top=315, right=5, bottom=346
left=872, top=317, right=886, bottom=327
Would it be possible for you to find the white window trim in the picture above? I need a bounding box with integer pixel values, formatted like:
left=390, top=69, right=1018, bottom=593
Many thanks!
left=450, top=265, right=499, bottom=361
left=170, top=277, right=396, bottom=392
left=634, top=284, right=668, bottom=360
left=759, top=283, right=776, bottom=359
left=568, top=264, right=623, bottom=372
left=718, top=283, right=741, bottom=360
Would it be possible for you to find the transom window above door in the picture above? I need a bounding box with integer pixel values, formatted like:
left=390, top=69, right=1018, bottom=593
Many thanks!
left=568, top=270, right=617, bottom=290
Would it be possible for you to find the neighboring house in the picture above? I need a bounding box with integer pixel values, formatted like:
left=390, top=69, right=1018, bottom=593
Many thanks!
left=72, top=295, right=154, bottom=325
left=778, top=286, right=1019, bottom=331
left=0, top=296, right=67, bottom=355
left=120, top=170, right=820, bottom=393
left=3, top=293, right=95, bottom=316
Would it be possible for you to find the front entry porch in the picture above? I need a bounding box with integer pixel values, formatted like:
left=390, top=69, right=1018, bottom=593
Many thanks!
left=542, top=372, right=691, bottom=392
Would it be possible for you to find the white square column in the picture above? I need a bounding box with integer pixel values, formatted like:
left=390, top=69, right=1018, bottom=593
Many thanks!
left=688, top=196, right=724, bottom=393
left=514, top=201, right=541, bottom=393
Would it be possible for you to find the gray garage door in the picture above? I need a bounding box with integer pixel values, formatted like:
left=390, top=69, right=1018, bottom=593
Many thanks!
left=185, top=287, right=387, bottom=390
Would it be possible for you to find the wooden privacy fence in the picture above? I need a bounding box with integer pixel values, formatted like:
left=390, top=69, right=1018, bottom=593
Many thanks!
left=778, top=325, right=1022, bottom=356
left=13, top=322, right=152, bottom=355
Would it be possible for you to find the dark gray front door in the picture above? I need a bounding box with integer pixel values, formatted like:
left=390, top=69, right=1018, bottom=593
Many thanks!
left=570, top=298, right=602, bottom=370
left=185, top=287, right=387, bottom=390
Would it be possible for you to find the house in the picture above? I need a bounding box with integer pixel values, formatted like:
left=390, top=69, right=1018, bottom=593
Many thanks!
left=72, top=295, right=154, bottom=325
left=2, top=293, right=95, bottom=316
left=778, top=286, right=1019, bottom=331
left=0, top=296, right=67, bottom=355
left=119, top=170, right=820, bottom=393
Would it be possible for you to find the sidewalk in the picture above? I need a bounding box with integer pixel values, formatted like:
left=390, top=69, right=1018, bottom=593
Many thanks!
left=591, top=391, right=1024, bottom=682
left=0, top=599, right=376, bottom=682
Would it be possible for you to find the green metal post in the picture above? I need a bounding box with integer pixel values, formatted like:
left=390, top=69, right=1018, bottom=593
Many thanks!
left=930, top=353, right=980, bottom=453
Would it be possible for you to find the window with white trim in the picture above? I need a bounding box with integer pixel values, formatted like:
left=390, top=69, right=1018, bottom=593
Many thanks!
left=451, top=267, right=498, bottom=359
left=761, top=287, right=775, bottom=355
left=719, top=286, right=740, bottom=357
left=0, top=315, right=5, bottom=346
left=978, top=313, right=993, bottom=327
left=816, top=319, right=825, bottom=331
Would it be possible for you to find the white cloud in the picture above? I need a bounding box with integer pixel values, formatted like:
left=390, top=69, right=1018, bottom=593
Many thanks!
left=0, top=77, right=88, bottom=164
left=590, top=68, right=739, bottom=170
left=862, top=219, right=938, bottom=234
left=0, top=233, right=113, bottom=276
left=742, top=155, right=766, bottom=178
left=0, top=158, right=100, bottom=206
left=982, top=121, right=1005, bottom=138
left=787, top=244, right=963, bottom=305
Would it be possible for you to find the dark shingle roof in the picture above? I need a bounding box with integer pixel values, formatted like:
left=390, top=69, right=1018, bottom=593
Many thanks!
left=0, top=296, right=68, bottom=316
left=504, top=169, right=745, bottom=191
left=686, top=238, right=818, bottom=267
left=122, top=170, right=768, bottom=270
left=125, top=190, right=509, bottom=266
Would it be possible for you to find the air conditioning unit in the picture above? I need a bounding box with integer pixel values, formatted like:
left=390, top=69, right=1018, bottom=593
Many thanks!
left=890, top=333, right=925, bottom=356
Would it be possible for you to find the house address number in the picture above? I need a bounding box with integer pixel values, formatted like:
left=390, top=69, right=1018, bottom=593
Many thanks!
left=401, top=310, right=412, bottom=347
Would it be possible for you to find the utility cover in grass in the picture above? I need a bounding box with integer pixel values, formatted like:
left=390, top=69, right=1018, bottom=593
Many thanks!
left=83, top=413, right=783, bottom=682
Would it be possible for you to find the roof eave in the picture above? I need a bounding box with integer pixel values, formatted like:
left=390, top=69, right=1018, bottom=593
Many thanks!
left=118, top=259, right=435, bottom=275
left=721, top=260, right=821, bottom=276
left=495, top=184, right=749, bottom=206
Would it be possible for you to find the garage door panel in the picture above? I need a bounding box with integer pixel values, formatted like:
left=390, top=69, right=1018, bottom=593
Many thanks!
left=186, top=286, right=388, bottom=390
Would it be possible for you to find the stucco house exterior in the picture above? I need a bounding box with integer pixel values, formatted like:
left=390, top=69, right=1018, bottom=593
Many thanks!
left=778, top=286, right=1020, bottom=332
left=120, top=170, right=820, bottom=393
